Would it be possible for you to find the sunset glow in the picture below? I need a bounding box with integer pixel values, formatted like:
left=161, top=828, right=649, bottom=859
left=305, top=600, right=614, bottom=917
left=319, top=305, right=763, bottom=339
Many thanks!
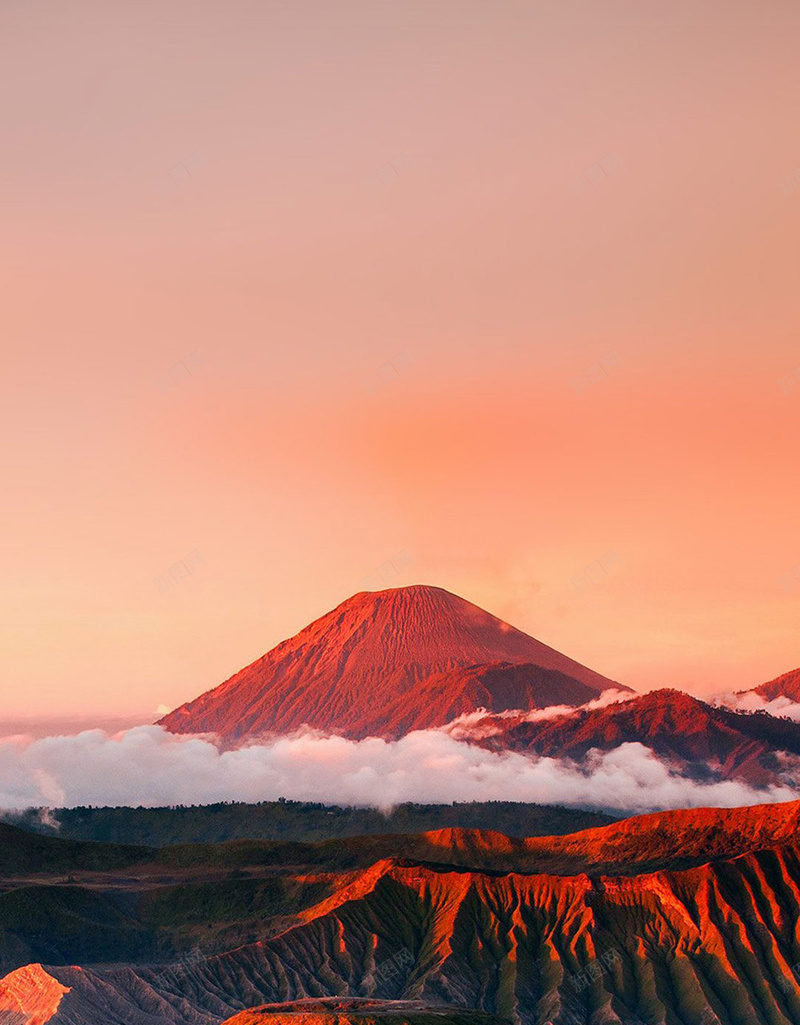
left=3, top=1, right=800, bottom=720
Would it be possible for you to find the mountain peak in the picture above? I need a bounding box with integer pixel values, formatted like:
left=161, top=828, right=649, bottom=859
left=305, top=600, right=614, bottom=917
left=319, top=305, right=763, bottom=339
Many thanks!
left=159, top=585, right=625, bottom=741
left=356, top=583, right=450, bottom=596
left=635, top=688, right=709, bottom=710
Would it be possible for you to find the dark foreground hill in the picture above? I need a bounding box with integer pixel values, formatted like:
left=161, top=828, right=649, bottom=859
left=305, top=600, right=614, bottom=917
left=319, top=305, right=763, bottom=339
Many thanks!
left=8, top=843, right=800, bottom=1024
left=0, top=822, right=147, bottom=875
left=2, top=800, right=618, bottom=846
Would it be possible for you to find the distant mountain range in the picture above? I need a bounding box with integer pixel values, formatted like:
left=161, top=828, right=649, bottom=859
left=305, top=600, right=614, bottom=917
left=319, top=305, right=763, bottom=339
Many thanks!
left=461, top=687, right=800, bottom=786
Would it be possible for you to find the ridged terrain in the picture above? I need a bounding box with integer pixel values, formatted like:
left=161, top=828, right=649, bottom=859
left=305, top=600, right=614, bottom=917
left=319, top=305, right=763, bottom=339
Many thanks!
left=0, top=962, right=69, bottom=1023
left=11, top=848, right=800, bottom=1024
left=472, top=687, right=800, bottom=785
left=0, top=812, right=616, bottom=978
left=8, top=800, right=800, bottom=1023
left=159, top=586, right=624, bottom=741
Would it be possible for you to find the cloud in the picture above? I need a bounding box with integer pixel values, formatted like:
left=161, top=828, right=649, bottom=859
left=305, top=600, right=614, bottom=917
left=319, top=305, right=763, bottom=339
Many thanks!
left=442, top=688, right=633, bottom=740
left=715, top=690, right=800, bottom=722
left=0, top=722, right=796, bottom=816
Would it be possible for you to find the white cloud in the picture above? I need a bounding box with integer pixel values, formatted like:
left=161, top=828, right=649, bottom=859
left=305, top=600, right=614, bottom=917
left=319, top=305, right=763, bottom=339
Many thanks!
left=715, top=690, right=800, bottom=722
left=0, top=722, right=796, bottom=816
left=441, top=688, right=633, bottom=739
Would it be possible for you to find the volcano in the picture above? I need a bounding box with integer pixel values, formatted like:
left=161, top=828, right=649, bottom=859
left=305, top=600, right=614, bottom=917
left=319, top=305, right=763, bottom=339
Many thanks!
left=158, top=585, right=625, bottom=741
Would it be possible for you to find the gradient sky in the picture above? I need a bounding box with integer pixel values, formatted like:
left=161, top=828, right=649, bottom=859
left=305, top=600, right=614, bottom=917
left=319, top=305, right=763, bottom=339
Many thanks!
left=3, top=0, right=800, bottom=720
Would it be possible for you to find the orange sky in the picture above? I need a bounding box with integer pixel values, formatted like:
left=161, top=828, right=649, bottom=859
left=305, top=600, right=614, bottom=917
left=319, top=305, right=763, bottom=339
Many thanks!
left=3, top=0, right=800, bottom=719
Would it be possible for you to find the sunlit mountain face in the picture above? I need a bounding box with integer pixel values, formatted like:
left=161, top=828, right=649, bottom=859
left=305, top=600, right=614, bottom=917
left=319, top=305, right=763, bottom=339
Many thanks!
left=743, top=667, right=800, bottom=704
left=158, top=585, right=627, bottom=742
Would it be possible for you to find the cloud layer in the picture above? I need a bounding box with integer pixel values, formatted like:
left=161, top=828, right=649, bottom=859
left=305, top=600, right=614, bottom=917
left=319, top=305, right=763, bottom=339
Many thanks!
left=0, top=722, right=796, bottom=816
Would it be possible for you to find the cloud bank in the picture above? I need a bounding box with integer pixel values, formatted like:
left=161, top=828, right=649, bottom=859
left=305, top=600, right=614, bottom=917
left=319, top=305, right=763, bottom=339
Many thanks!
left=0, top=722, right=796, bottom=816
left=717, top=691, right=800, bottom=722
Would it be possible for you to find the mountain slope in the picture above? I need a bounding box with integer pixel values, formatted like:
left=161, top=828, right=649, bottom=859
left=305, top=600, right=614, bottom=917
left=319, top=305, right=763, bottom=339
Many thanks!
left=745, top=666, right=800, bottom=702
left=159, top=586, right=624, bottom=741
left=0, top=821, right=147, bottom=875
left=373, top=662, right=606, bottom=738
left=470, top=687, right=800, bottom=785
left=8, top=799, right=800, bottom=1022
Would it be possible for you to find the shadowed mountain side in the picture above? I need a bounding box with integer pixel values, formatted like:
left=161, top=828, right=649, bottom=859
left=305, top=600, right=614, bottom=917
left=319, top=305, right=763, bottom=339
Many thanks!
left=0, top=821, right=149, bottom=875
left=373, top=663, right=604, bottom=739
left=158, top=586, right=625, bottom=742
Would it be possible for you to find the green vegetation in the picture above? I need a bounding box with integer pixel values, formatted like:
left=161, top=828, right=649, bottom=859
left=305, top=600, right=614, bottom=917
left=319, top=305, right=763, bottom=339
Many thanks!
left=2, top=800, right=617, bottom=846
left=0, top=822, right=148, bottom=874
left=0, top=885, right=158, bottom=967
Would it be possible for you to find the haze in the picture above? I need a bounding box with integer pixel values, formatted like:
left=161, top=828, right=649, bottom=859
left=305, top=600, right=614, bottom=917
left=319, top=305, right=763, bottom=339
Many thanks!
left=3, top=0, right=800, bottom=719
